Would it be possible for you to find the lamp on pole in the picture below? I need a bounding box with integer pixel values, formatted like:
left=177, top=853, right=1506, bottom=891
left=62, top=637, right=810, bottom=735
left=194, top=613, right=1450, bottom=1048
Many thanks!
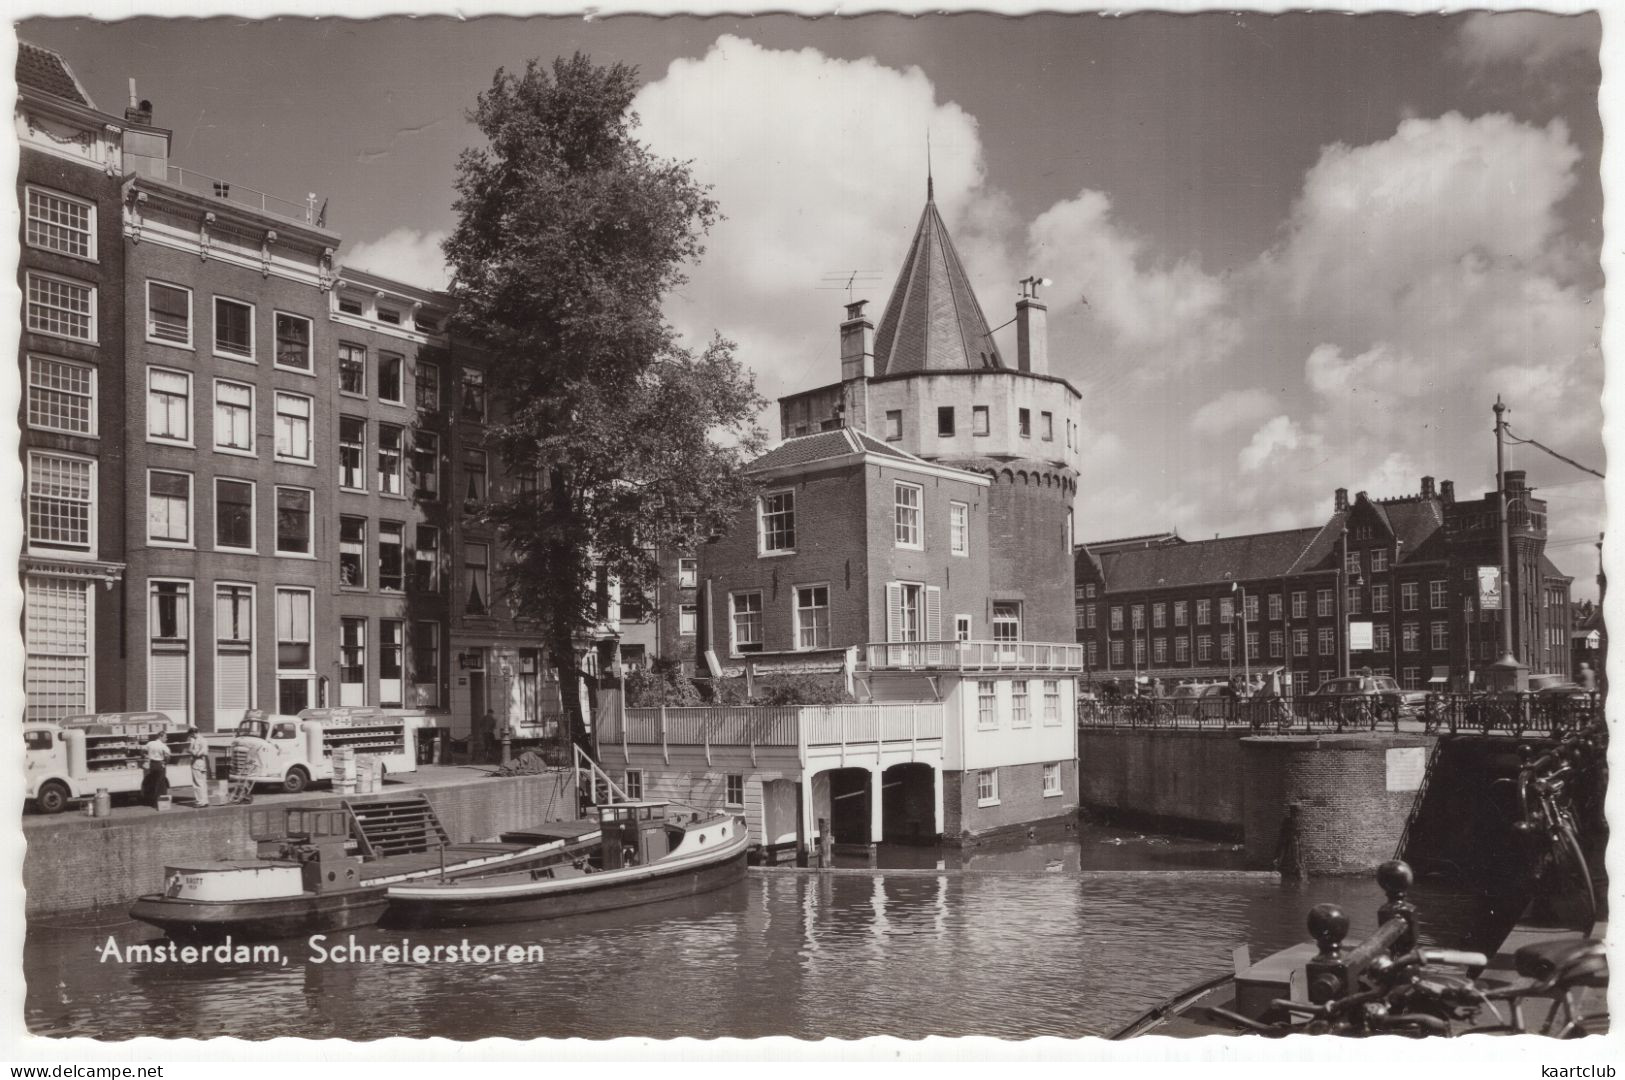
left=1491, top=396, right=1528, bottom=691
left=1232, top=580, right=1251, bottom=691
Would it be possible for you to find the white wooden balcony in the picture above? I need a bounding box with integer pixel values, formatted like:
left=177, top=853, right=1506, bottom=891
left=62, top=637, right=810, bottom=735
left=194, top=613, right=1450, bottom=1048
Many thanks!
left=861, top=639, right=1085, bottom=673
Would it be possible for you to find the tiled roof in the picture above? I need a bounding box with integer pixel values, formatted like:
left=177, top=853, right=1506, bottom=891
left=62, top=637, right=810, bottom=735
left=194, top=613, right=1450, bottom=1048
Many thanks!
left=1540, top=554, right=1571, bottom=581
left=852, top=430, right=915, bottom=461
left=1381, top=498, right=1446, bottom=560
left=1286, top=511, right=1349, bottom=574
left=1099, top=526, right=1326, bottom=592
left=747, top=430, right=862, bottom=473
left=18, top=41, right=92, bottom=107
left=1082, top=532, right=1185, bottom=553
left=871, top=192, right=1005, bottom=376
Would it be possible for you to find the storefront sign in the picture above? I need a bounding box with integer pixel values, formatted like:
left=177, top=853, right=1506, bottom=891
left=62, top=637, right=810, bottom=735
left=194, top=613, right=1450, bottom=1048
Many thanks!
left=1478, top=566, right=1503, bottom=610
left=1348, top=621, right=1373, bottom=651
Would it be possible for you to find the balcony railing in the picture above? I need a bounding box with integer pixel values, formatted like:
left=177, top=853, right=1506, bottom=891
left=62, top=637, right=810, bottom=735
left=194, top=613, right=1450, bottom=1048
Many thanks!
left=165, top=165, right=323, bottom=226
left=602, top=703, right=944, bottom=750
left=862, top=639, right=1084, bottom=673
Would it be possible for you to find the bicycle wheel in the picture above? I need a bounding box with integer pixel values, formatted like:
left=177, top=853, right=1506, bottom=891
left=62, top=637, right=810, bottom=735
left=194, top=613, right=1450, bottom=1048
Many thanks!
left=1550, top=816, right=1598, bottom=929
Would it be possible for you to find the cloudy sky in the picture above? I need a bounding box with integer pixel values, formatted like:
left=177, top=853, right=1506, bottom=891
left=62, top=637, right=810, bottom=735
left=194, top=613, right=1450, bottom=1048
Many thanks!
left=21, top=10, right=1607, bottom=596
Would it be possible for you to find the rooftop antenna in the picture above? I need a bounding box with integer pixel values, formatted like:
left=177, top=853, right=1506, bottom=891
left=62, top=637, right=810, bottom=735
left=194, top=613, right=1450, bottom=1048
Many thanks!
left=817, top=270, right=882, bottom=303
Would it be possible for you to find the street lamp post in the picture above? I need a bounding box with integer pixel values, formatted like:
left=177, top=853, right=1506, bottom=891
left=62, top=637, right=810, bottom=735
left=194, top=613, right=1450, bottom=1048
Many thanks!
left=1232, top=581, right=1251, bottom=691
left=1491, top=396, right=1528, bottom=691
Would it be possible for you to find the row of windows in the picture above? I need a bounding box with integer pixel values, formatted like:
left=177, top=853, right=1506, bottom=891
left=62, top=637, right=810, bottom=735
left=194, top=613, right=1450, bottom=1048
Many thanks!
left=974, top=679, right=1066, bottom=729
left=975, top=763, right=1067, bottom=806
left=1101, top=620, right=1459, bottom=666
left=758, top=485, right=967, bottom=557
left=139, top=577, right=447, bottom=719
left=883, top=405, right=1079, bottom=452
left=1097, top=581, right=1456, bottom=632
left=621, top=769, right=744, bottom=807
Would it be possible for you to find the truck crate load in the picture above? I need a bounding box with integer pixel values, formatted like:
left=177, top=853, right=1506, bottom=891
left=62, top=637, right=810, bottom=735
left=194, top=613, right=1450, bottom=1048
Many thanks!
left=24, top=712, right=196, bottom=814
left=229, top=708, right=419, bottom=795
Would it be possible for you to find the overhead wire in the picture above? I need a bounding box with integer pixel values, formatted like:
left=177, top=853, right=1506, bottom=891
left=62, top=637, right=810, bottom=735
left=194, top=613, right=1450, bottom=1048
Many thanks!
left=1503, top=426, right=1605, bottom=479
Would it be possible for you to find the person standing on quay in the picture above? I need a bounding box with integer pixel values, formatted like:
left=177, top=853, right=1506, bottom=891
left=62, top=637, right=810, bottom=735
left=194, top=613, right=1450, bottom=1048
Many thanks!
left=1274, top=802, right=1307, bottom=881
left=187, top=728, right=210, bottom=805
left=141, top=729, right=172, bottom=810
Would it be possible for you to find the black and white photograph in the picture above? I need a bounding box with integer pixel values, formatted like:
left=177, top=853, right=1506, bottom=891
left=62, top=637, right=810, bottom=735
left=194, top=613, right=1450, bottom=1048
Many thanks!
left=11, top=3, right=1612, bottom=1051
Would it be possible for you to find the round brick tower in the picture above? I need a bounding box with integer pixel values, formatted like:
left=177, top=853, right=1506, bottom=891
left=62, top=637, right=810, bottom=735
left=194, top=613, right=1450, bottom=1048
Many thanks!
left=839, top=183, right=1084, bottom=641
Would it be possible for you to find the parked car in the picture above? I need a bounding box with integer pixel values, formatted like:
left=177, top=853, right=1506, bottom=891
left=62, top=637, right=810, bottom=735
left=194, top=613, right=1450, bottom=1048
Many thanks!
left=1168, top=682, right=1229, bottom=719
left=1306, top=674, right=1413, bottom=726
left=1527, top=673, right=1587, bottom=698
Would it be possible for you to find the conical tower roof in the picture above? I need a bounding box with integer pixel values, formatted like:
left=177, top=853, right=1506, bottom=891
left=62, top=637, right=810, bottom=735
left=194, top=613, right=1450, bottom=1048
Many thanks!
left=871, top=185, right=1005, bottom=377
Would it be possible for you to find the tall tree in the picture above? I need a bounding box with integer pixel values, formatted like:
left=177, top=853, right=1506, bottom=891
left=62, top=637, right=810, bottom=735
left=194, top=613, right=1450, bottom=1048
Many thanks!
left=443, top=54, right=765, bottom=751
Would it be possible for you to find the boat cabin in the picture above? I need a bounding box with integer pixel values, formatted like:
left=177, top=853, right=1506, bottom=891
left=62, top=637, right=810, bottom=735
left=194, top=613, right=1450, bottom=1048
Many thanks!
left=596, top=801, right=679, bottom=870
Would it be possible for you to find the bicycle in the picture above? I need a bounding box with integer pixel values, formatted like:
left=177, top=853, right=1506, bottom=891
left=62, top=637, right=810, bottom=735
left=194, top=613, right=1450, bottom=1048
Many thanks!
left=1494, top=723, right=1605, bottom=932
left=1467, top=937, right=1609, bottom=1037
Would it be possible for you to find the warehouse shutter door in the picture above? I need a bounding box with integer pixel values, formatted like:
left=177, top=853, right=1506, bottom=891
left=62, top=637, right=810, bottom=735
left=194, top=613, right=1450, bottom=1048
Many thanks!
left=216, top=650, right=251, bottom=730
left=926, top=587, right=942, bottom=665
left=150, top=651, right=189, bottom=727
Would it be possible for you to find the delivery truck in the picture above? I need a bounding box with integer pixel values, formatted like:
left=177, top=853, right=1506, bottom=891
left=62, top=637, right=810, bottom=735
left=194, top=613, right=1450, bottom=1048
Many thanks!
left=229, top=707, right=419, bottom=794
left=24, top=712, right=196, bottom=813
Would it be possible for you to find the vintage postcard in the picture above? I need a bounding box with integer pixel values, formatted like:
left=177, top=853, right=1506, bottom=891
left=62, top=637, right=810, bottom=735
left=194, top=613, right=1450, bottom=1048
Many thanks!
left=8, top=0, right=1613, bottom=1059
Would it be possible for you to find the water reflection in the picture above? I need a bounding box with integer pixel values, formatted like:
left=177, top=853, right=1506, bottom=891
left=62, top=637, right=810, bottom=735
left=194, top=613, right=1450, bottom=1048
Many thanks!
left=27, top=828, right=1476, bottom=1041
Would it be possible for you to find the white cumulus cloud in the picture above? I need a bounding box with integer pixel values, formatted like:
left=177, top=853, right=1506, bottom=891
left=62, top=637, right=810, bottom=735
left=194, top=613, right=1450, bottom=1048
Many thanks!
left=1451, top=12, right=1598, bottom=73
left=1191, top=388, right=1279, bottom=436
left=340, top=227, right=451, bottom=291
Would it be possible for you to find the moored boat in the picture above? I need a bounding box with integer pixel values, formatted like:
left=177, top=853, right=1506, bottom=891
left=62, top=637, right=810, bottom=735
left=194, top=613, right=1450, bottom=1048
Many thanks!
left=129, top=805, right=601, bottom=941
left=384, top=801, right=749, bottom=927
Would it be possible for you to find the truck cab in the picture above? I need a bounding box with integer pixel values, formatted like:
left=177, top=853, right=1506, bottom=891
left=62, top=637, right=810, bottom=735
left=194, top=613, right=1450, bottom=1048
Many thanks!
left=24, top=712, right=189, bottom=813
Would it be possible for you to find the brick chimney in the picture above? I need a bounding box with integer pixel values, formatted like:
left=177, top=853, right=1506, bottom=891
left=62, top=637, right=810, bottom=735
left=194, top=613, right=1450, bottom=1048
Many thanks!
left=840, top=300, right=874, bottom=382
left=1420, top=476, right=1435, bottom=499
left=1335, top=487, right=1349, bottom=512
left=839, top=300, right=872, bottom=433
left=124, top=79, right=153, bottom=126
left=1016, top=295, right=1049, bottom=374
left=1440, top=480, right=1454, bottom=503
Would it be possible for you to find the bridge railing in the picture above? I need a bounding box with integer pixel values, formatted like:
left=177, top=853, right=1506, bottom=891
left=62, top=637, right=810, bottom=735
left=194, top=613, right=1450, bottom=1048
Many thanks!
left=1077, top=691, right=1603, bottom=736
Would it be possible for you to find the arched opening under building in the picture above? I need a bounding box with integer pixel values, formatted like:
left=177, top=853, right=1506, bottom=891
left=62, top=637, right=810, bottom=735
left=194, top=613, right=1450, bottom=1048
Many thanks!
left=825, top=767, right=873, bottom=845
left=881, top=763, right=936, bottom=844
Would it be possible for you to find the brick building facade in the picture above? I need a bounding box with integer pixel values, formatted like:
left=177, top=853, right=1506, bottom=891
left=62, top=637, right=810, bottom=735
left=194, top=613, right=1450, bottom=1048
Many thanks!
left=1075, top=477, right=1572, bottom=693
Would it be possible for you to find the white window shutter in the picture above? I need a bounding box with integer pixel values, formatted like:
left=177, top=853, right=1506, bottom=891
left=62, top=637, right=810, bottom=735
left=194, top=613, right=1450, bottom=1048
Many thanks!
left=886, top=582, right=903, bottom=664
left=926, top=587, right=943, bottom=665
left=150, top=652, right=189, bottom=726
left=216, top=651, right=251, bottom=727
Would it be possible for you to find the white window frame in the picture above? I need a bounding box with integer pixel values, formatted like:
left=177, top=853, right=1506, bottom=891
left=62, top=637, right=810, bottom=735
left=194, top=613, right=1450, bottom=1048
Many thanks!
left=416, top=361, right=441, bottom=411
left=955, top=614, right=972, bottom=642
left=26, top=270, right=97, bottom=343
left=725, top=773, right=745, bottom=808
left=758, top=489, right=796, bottom=555
left=411, top=620, right=442, bottom=709
left=273, top=311, right=314, bottom=373
left=379, top=521, right=405, bottom=593
left=339, top=617, right=368, bottom=706
left=623, top=769, right=644, bottom=800
left=950, top=501, right=969, bottom=557
left=214, top=477, right=256, bottom=554
left=1429, top=580, right=1448, bottom=610
left=27, top=451, right=96, bottom=557
left=894, top=481, right=923, bottom=549
left=275, top=586, right=316, bottom=711
left=212, top=295, right=256, bottom=363
left=976, top=680, right=998, bottom=730
left=339, top=341, right=367, bottom=398
left=339, top=416, right=367, bottom=491
left=679, top=603, right=697, bottom=637
left=146, top=468, right=194, bottom=548
left=339, top=516, right=368, bottom=589
left=1011, top=679, right=1031, bottom=728
left=147, top=577, right=195, bottom=728
left=415, top=525, right=441, bottom=592
left=146, top=366, right=193, bottom=446
left=793, top=583, right=830, bottom=650
left=1400, top=582, right=1419, bottom=612
left=378, top=351, right=406, bottom=405
left=212, top=378, right=255, bottom=456
left=729, top=591, right=764, bottom=656
left=27, top=354, right=97, bottom=437
left=274, top=391, right=314, bottom=464
left=1043, top=762, right=1062, bottom=797
left=378, top=618, right=405, bottom=708
left=992, top=601, right=1022, bottom=643
left=274, top=485, right=315, bottom=558
left=25, top=185, right=96, bottom=261
left=884, top=410, right=902, bottom=441
left=145, top=280, right=194, bottom=349
left=678, top=558, right=698, bottom=589
left=977, top=768, right=1000, bottom=807
left=214, top=582, right=257, bottom=730
left=1043, top=680, right=1061, bottom=725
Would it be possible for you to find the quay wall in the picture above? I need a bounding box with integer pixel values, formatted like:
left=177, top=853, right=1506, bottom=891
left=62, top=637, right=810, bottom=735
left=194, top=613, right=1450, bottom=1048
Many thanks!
left=24, top=771, right=579, bottom=917
left=1076, top=729, right=1245, bottom=839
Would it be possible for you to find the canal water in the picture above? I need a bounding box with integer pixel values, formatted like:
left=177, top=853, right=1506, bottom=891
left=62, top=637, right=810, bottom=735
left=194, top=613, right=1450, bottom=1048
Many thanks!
left=26, top=825, right=1479, bottom=1040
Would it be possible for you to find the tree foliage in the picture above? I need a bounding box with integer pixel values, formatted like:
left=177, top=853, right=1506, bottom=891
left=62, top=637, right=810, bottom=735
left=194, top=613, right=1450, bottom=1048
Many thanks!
left=443, top=54, right=765, bottom=747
